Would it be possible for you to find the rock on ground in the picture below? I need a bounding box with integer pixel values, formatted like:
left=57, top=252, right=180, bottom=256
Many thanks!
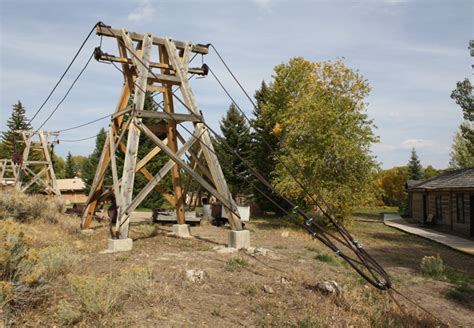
left=315, top=280, right=341, bottom=296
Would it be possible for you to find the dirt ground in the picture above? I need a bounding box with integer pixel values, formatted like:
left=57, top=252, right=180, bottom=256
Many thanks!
left=7, top=211, right=474, bottom=327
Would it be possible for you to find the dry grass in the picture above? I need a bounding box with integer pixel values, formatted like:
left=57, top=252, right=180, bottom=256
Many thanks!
left=0, top=193, right=472, bottom=326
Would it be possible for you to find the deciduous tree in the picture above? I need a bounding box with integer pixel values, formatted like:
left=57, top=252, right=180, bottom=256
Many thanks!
left=261, top=57, right=379, bottom=219
left=451, top=78, right=473, bottom=153
left=450, top=127, right=474, bottom=169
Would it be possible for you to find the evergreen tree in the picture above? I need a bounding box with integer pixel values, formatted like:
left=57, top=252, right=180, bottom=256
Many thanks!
left=214, top=103, right=253, bottom=197
left=65, top=151, right=76, bottom=178
left=407, top=148, right=423, bottom=180
left=0, top=101, right=32, bottom=158
left=82, top=128, right=108, bottom=193
left=251, top=81, right=281, bottom=212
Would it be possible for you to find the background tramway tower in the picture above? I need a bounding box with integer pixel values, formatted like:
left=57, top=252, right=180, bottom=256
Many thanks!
left=14, top=130, right=61, bottom=196
left=82, top=24, right=248, bottom=251
left=0, top=159, right=19, bottom=186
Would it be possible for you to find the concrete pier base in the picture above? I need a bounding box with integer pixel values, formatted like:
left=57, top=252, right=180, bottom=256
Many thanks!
left=107, top=238, right=133, bottom=252
left=172, top=224, right=191, bottom=238
left=228, top=230, right=250, bottom=250
left=80, top=229, right=94, bottom=236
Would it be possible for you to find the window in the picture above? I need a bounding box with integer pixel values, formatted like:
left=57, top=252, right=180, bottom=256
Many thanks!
left=435, top=196, right=442, bottom=221
left=456, top=194, right=465, bottom=223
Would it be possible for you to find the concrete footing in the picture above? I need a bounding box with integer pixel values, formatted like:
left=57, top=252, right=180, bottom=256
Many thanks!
left=107, top=238, right=133, bottom=252
left=80, top=229, right=94, bottom=236
left=228, top=230, right=250, bottom=250
left=172, top=224, right=191, bottom=238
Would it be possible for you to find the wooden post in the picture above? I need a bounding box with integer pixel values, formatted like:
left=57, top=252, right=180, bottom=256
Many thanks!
left=160, top=44, right=186, bottom=225
left=14, top=130, right=60, bottom=195
left=81, top=25, right=243, bottom=242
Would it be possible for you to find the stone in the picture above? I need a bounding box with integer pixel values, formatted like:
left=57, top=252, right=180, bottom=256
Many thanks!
left=213, top=246, right=238, bottom=254
left=80, top=229, right=94, bottom=236
left=185, top=269, right=206, bottom=283
left=106, top=238, right=133, bottom=253
left=228, top=230, right=250, bottom=250
left=172, top=224, right=191, bottom=238
left=316, top=280, right=341, bottom=296
left=263, top=285, right=274, bottom=294
left=280, top=277, right=291, bottom=285
left=281, top=231, right=289, bottom=238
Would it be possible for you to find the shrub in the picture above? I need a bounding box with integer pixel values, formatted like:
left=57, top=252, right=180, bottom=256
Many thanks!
left=67, top=274, right=123, bottom=317
left=225, top=257, right=250, bottom=272
left=131, top=223, right=159, bottom=239
left=56, top=300, right=82, bottom=326
left=420, top=255, right=444, bottom=278
left=0, top=220, right=29, bottom=281
left=35, top=245, right=82, bottom=278
left=0, top=220, right=49, bottom=318
left=119, top=265, right=154, bottom=297
left=0, top=192, right=69, bottom=224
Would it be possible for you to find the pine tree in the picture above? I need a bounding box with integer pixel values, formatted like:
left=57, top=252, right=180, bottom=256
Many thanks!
left=0, top=101, right=32, bottom=158
left=82, top=128, right=108, bottom=193
left=65, top=151, right=76, bottom=178
left=407, top=148, right=423, bottom=180
left=214, top=103, right=253, bottom=197
left=251, top=81, right=281, bottom=211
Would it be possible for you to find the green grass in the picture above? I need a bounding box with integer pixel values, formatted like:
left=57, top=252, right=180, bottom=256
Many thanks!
left=225, top=257, right=250, bottom=272
left=353, top=207, right=398, bottom=218
left=313, top=253, right=336, bottom=265
left=134, top=208, right=152, bottom=212
left=445, top=284, right=474, bottom=308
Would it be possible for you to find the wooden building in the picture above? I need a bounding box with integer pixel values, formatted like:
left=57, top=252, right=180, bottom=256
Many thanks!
left=407, top=168, right=474, bottom=238
left=57, top=178, right=87, bottom=203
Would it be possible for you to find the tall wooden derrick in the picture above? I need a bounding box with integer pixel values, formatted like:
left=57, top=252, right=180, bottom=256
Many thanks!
left=14, top=130, right=61, bottom=195
left=0, top=159, right=19, bottom=186
left=82, top=24, right=245, bottom=247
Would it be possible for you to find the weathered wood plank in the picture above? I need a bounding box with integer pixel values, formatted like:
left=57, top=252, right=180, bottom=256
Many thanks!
left=96, top=25, right=209, bottom=54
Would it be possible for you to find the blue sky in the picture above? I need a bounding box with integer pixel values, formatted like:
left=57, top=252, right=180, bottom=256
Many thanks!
left=0, top=0, right=472, bottom=169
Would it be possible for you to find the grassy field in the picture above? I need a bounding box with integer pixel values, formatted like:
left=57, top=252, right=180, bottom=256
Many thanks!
left=1, top=194, right=473, bottom=327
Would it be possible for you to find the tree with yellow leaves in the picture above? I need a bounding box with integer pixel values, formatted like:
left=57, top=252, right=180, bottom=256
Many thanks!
left=261, top=57, right=379, bottom=220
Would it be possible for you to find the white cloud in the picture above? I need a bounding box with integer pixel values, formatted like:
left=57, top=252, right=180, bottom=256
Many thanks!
left=400, top=139, right=435, bottom=150
left=127, top=0, right=156, bottom=22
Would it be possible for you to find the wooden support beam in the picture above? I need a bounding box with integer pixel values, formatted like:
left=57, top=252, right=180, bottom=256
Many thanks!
left=138, top=122, right=240, bottom=220
left=135, top=110, right=201, bottom=122
left=96, top=25, right=209, bottom=54
left=164, top=39, right=242, bottom=231
left=161, top=43, right=186, bottom=225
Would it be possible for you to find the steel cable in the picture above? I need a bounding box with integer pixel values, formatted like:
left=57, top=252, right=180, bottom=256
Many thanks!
left=29, top=22, right=102, bottom=123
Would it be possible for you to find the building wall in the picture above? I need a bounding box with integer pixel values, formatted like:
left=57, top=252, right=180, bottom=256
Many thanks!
left=409, top=190, right=472, bottom=238
left=60, top=191, right=87, bottom=204
left=412, top=192, right=424, bottom=222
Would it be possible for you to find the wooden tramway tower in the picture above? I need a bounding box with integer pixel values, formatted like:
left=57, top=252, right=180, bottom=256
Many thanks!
left=0, top=159, right=19, bottom=186
left=14, top=130, right=61, bottom=196
left=82, top=24, right=247, bottom=249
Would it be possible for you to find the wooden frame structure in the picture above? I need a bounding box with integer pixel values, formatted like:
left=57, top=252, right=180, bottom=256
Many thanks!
left=82, top=25, right=242, bottom=238
left=0, top=159, right=19, bottom=185
left=14, top=130, right=60, bottom=195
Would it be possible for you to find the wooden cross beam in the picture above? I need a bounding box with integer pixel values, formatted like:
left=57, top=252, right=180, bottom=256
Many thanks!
left=81, top=25, right=243, bottom=239
left=14, top=130, right=60, bottom=195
